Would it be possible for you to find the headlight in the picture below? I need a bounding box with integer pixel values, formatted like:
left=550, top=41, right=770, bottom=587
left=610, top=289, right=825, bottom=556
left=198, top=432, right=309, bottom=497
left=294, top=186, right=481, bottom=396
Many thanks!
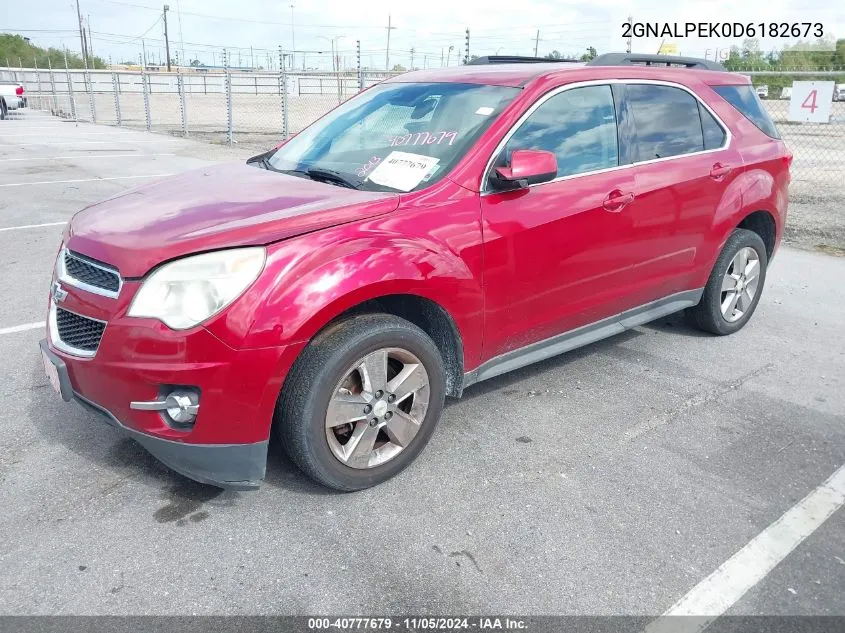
left=128, top=247, right=266, bottom=330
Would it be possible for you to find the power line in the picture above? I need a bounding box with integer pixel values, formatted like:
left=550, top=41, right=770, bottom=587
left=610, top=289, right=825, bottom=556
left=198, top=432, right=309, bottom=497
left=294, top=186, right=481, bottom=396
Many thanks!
left=90, top=0, right=387, bottom=29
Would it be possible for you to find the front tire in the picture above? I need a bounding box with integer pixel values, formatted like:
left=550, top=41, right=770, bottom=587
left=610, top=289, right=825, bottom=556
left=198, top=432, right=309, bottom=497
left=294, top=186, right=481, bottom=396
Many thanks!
left=687, top=228, right=768, bottom=335
left=276, top=314, right=446, bottom=491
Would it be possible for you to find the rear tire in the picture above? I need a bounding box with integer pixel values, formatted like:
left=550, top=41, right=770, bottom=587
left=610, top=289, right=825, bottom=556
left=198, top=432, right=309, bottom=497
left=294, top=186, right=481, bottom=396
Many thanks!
left=687, top=228, right=768, bottom=335
left=276, top=314, right=446, bottom=491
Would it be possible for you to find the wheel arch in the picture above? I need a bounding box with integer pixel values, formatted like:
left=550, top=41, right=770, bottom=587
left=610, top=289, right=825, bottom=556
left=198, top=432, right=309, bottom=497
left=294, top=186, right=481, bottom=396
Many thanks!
left=291, top=292, right=466, bottom=398
left=736, top=209, right=777, bottom=259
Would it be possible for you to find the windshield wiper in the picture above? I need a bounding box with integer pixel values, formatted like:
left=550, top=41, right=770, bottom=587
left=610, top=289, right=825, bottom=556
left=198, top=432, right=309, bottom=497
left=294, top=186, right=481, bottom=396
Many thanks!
left=303, top=168, right=361, bottom=190
left=271, top=166, right=362, bottom=189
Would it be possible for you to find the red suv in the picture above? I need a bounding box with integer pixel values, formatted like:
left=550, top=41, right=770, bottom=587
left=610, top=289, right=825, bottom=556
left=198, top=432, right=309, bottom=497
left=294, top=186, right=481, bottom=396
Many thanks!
left=40, top=54, right=790, bottom=491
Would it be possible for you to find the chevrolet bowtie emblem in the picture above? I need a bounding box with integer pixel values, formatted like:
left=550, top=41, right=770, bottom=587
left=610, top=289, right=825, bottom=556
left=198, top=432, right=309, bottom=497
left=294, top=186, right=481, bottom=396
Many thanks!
left=51, top=281, right=68, bottom=304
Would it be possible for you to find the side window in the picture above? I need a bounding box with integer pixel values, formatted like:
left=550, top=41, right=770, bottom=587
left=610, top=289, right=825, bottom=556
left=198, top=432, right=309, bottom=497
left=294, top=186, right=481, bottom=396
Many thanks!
left=699, top=102, right=726, bottom=150
left=627, top=85, right=704, bottom=160
left=499, top=85, right=619, bottom=179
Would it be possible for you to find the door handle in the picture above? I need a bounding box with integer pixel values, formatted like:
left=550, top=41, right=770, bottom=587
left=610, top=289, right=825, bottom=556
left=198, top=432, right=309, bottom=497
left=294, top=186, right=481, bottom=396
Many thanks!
left=710, top=163, right=732, bottom=179
left=602, top=190, right=635, bottom=212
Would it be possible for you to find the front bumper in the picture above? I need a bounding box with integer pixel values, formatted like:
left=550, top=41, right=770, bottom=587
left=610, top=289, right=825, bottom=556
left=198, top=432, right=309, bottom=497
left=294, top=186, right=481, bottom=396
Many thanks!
left=41, top=340, right=269, bottom=489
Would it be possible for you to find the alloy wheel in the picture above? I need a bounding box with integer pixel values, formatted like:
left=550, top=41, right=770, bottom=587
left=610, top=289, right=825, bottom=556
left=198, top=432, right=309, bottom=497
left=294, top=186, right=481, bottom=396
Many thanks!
left=720, top=246, right=761, bottom=322
left=325, top=347, right=431, bottom=469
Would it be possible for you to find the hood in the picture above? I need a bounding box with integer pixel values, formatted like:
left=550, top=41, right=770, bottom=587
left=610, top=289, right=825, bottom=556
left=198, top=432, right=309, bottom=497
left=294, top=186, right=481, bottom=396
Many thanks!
left=65, top=162, right=399, bottom=277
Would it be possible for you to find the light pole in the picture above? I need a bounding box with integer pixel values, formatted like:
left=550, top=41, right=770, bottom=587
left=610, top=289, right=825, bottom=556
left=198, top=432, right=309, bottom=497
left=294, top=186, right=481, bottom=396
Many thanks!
left=163, top=4, right=171, bottom=72
left=289, top=4, right=295, bottom=69
left=318, top=35, right=345, bottom=72
left=446, top=45, right=454, bottom=66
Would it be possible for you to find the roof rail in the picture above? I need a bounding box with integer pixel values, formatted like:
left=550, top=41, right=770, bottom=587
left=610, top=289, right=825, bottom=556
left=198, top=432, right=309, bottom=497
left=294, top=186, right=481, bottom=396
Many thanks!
left=467, top=55, right=580, bottom=65
left=587, top=53, right=726, bottom=71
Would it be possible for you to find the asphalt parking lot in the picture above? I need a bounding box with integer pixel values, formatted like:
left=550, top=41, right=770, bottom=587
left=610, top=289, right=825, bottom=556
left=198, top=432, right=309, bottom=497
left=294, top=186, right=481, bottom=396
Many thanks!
left=1, top=111, right=843, bottom=618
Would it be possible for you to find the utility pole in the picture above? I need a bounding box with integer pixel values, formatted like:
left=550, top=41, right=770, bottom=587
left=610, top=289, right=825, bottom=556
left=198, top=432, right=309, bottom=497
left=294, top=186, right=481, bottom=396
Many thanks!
left=534, top=30, right=540, bottom=57
left=163, top=4, right=172, bottom=72
left=626, top=16, right=633, bottom=53
left=440, top=48, right=444, bottom=67
left=289, top=4, right=296, bottom=68
left=142, top=39, right=147, bottom=67
left=385, top=14, right=396, bottom=70
left=250, top=46, right=254, bottom=69
left=410, top=47, right=415, bottom=70
left=75, top=0, right=88, bottom=66
left=82, top=26, right=89, bottom=65
left=175, top=0, right=186, bottom=72
left=464, top=28, right=470, bottom=64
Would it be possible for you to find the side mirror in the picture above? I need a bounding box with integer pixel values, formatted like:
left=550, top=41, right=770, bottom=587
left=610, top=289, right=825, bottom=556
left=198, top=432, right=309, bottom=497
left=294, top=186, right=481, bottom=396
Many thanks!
left=491, top=149, right=558, bottom=190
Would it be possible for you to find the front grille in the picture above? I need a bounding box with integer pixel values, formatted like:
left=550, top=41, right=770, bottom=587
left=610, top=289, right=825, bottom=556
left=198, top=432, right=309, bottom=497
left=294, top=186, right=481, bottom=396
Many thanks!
left=55, top=307, right=106, bottom=352
left=64, top=250, right=120, bottom=294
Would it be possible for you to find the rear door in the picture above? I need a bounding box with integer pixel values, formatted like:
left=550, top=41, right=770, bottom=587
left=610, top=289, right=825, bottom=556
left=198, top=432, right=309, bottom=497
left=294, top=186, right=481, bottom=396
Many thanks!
left=624, top=82, right=743, bottom=295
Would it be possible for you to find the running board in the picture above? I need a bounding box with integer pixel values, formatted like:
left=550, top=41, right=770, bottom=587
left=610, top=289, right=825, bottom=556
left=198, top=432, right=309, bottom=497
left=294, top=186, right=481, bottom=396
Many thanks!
left=462, top=289, right=703, bottom=389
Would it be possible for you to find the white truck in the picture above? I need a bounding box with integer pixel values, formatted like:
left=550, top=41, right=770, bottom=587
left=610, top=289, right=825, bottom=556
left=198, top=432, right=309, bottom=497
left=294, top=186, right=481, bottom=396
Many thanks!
left=0, top=81, right=26, bottom=119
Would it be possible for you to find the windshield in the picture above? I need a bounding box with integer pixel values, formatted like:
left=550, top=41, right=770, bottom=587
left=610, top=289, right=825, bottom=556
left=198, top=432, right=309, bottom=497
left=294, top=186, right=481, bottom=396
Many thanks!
left=266, top=82, right=519, bottom=192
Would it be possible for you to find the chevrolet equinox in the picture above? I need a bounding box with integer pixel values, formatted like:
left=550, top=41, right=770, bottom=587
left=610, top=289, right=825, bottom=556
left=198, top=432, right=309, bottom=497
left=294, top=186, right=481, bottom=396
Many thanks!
left=40, top=54, right=791, bottom=491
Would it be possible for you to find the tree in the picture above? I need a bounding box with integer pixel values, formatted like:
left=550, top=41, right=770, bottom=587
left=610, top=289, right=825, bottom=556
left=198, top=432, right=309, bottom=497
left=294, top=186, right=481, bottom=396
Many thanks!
left=0, top=33, right=107, bottom=69
left=391, top=63, right=406, bottom=72
left=190, top=59, right=202, bottom=67
left=580, top=46, right=597, bottom=62
left=545, top=50, right=562, bottom=60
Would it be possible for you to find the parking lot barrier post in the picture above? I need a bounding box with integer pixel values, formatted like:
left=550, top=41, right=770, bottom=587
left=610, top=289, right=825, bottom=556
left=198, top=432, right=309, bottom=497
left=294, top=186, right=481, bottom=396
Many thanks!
left=34, top=57, right=43, bottom=110
left=177, top=69, right=188, bottom=137
left=112, top=73, right=122, bottom=126
left=278, top=45, right=289, bottom=139
left=142, top=71, right=152, bottom=131
left=63, top=49, right=77, bottom=122
left=224, top=51, right=233, bottom=145
left=83, top=58, right=96, bottom=123
left=357, top=40, right=363, bottom=92
left=47, top=58, right=58, bottom=115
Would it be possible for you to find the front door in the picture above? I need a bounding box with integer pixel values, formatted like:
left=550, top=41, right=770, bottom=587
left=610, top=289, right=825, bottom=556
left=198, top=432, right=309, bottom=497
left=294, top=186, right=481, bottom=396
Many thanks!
left=480, top=84, right=639, bottom=360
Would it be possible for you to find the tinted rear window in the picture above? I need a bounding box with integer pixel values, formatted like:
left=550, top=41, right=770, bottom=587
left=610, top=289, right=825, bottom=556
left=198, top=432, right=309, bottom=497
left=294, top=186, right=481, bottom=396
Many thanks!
left=626, top=85, right=704, bottom=160
left=713, top=85, right=780, bottom=139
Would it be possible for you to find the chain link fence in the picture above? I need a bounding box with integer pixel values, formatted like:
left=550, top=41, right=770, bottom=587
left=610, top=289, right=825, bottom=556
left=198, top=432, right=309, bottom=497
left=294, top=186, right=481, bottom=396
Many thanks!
left=3, top=64, right=843, bottom=247
left=1, top=62, right=395, bottom=151
left=744, top=71, right=845, bottom=248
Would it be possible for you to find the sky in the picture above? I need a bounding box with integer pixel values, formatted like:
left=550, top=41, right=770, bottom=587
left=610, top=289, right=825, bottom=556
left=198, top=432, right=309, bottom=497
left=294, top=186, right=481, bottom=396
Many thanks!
left=1, top=0, right=842, bottom=70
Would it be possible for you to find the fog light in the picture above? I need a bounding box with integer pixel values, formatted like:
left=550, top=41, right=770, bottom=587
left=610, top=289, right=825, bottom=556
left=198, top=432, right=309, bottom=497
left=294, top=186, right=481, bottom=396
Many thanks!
left=165, top=391, right=199, bottom=424
left=130, top=389, right=200, bottom=428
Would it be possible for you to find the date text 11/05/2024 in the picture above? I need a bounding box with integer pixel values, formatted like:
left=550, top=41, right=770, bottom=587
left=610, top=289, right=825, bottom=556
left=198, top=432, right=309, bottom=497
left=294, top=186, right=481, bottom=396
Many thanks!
left=622, top=22, right=824, bottom=39
left=307, top=617, right=528, bottom=630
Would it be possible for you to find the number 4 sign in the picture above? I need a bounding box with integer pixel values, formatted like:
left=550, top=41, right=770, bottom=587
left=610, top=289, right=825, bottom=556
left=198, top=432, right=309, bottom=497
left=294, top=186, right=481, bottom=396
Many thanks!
left=788, top=81, right=834, bottom=123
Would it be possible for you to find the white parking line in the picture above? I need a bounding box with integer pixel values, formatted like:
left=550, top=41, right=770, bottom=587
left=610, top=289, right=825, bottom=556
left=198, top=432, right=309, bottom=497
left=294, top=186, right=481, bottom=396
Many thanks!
left=0, top=322, right=45, bottom=336
left=646, top=463, right=845, bottom=633
left=0, top=153, right=175, bottom=162
left=0, top=132, right=110, bottom=137
left=0, top=221, right=66, bottom=233
left=6, top=140, right=179, bottom=146
left=0, top=173, right=172, bottom=188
